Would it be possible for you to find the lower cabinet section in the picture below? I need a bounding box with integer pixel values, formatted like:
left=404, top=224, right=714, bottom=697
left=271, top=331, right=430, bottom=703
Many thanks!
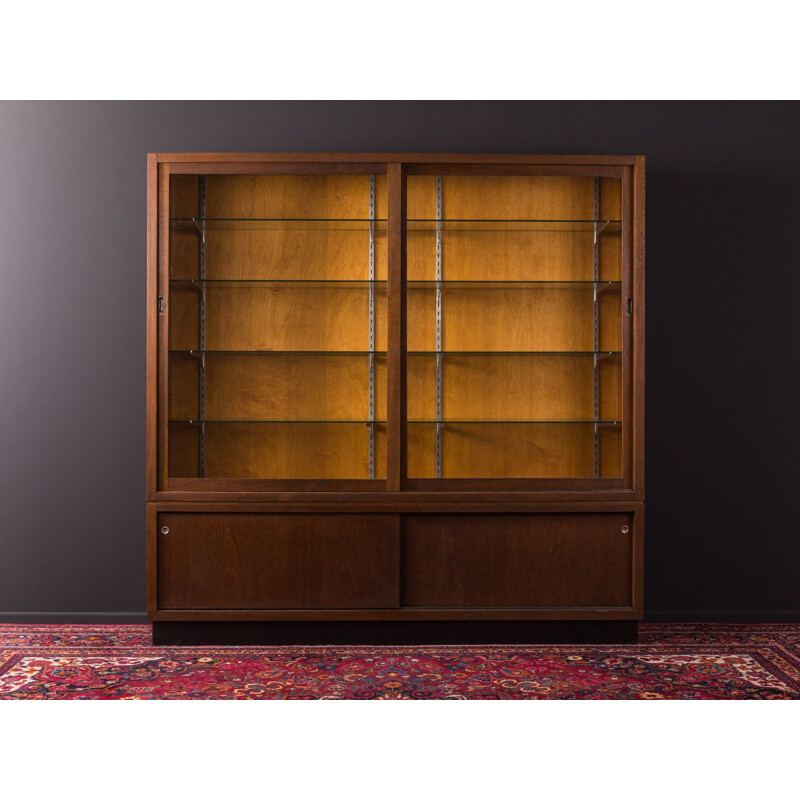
left=154, top=510, right=638, bottom=616
left=158, top=513, right=400, bottom=609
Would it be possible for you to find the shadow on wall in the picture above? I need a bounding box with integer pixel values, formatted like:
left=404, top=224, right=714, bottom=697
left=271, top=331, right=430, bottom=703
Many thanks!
left=644, top=169, right=800, bottom=617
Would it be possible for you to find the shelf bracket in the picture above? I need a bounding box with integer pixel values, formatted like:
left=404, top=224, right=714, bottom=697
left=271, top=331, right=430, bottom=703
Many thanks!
left=435, top=176, right=443, bottom=479
left=198, top=176, right=207, bottom=478
left=368, top=175, right=375, bottom=479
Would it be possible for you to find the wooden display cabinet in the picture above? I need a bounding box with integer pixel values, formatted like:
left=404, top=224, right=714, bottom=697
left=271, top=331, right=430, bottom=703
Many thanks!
left=147, top=153, right=645, bottom=644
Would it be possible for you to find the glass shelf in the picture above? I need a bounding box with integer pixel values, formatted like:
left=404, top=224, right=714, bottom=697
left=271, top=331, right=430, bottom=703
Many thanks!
left=170, top=419, right=386, bottom=425
left=169, top=279, right=620, bottom=289
left=410, top=280, right=620, bottom=290
left=407, top=219, right=621, bottom=233
left=407, top=420, right=622, bottom=425
left=170, top=279, right=386, bottom=289
left=170, top=418, right=616, bottom=425
left=169, top=349, right=618, bottom=357
left=170, top=349, right=386, bottom=356
left=171, top=218, right=387, bottom=232
left=408, top=350, right=621, bottom=356
left=170, top=218, right=620, bottom=233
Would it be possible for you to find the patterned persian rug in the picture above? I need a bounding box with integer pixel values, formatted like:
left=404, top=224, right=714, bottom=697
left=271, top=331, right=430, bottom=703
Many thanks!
left=0, top=623, right=798, bottom=699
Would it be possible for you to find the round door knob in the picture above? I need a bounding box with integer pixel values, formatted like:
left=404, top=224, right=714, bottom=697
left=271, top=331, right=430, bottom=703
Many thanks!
left=161, top=526, right=170, bottom=535
left=621, top=525, right=630, bottom=534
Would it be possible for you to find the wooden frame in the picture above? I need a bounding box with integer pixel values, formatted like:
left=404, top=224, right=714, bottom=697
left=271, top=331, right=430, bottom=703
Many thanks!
left=146, top=153, right=645, bottom=632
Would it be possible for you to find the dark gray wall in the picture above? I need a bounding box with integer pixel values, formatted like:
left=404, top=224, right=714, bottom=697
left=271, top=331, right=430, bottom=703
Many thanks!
left=1, top=101, right=798, bottom=622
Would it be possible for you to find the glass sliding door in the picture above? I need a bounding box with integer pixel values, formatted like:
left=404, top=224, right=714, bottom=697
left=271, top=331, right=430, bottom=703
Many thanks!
left=165, top=171, right=388, bottom=483
left=405, top=173, right=624, bottom=481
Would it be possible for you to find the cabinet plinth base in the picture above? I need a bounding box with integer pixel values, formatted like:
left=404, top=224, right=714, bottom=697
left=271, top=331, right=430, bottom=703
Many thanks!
left=152, top=620, right=639, bottom=646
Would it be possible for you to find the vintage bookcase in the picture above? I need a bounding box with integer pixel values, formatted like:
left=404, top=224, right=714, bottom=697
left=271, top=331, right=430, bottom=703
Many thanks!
left=147, top=153, right=645, bottom=644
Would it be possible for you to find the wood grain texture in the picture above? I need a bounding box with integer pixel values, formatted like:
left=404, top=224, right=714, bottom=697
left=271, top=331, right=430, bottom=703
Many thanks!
left=407, top=176, right=603, bottom=282
left=164, top=480, right=390, bottom=494
left=403, top=478, right=625, bottom=492
left=155, top=500, right=642, bottom=513
left=167, top=283, right=199, bottom=350
left=168, top=175, right=200, bottom=280
left=443, top=175, right=594, bottom=218
left=599, top=357, right=622, bottom=421
left=407, top=422, right=613, bottom=479
left=169, top=162, right=389, bottom=175
left=157, top=513, right=399, bottom=609
left=199, top=174, right=387, bottom=281
left=194, top=422, right=386, bottom=480
left=406, top=355, right=622, bottom=478
left=203, top=285, right=387, bottom=351
left=598, top=427, right=622, bottom=477
left=168, top=424, right=200, bottom=478
left=168, top=355, right=200, bottom=419
left=408, top=353, right=600, bottom=421
left=157, top=487, right=633, bottom=504
left=406, top=165, right=626, bottom=178
left=198, top=353, right=387, bottom=421
left=201, top=228, right=387, bottom=281
left=402, top=513, right=633, bottom=607
left=203, top=174, right=381, bottom=217
left=408, top=285, right=616, bottom=351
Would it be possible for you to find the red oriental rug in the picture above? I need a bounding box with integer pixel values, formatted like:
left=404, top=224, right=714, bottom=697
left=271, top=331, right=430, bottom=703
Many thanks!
left=0, top=623, right=798, bottom=699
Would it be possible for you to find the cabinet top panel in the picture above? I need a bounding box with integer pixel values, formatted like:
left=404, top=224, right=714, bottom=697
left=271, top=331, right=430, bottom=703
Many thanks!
left=150, top=153, right=644, bottom=166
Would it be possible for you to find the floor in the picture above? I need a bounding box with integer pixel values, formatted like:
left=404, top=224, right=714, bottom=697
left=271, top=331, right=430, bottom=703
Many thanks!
left=0, top=623, right=798, bottom=699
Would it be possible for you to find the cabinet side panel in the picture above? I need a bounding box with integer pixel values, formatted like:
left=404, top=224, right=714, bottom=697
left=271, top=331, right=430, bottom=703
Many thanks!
left=147, top=155, right=158, bottom=499
left=146, top=504, right=157, bottom=618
